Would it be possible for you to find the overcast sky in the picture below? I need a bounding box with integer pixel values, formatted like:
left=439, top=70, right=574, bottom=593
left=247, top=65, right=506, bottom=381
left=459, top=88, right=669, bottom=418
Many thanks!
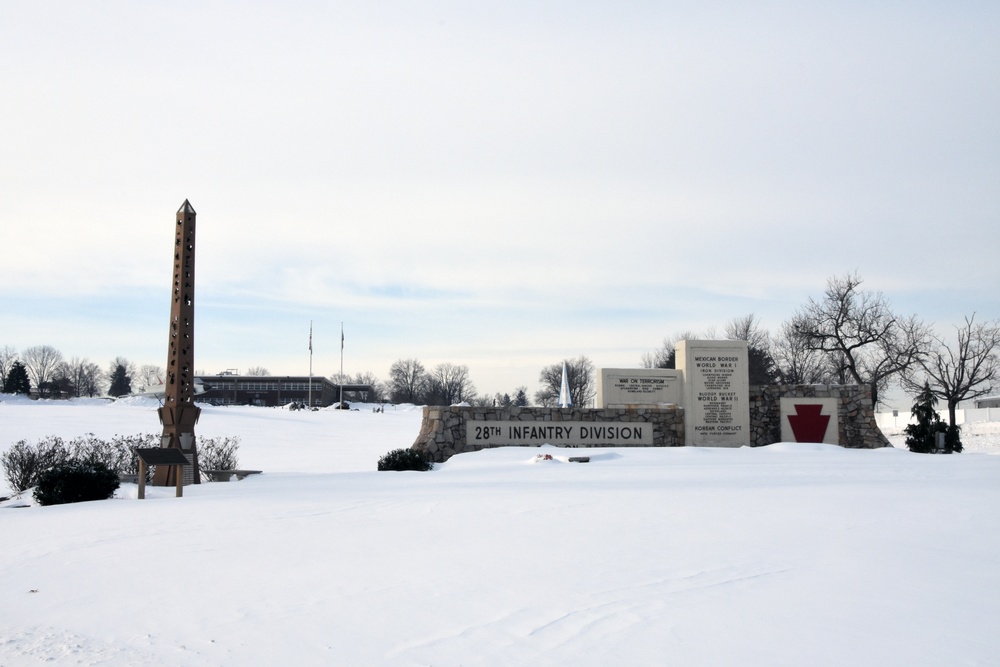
left=2, top=1, right=998, bottom=401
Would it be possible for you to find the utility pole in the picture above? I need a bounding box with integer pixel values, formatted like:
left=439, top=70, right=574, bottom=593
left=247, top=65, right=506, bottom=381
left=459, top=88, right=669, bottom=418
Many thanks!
left=308, top=321, right=313, bottom=407
left=339, top=322, right=344, bottom=407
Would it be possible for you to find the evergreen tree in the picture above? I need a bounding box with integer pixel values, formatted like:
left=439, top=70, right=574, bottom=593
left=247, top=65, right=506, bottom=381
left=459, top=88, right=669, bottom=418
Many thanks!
left=107, top=364, right=132, bottom=397
left=904, top=382, right=962, bottom=453
left=513, top=386, right=530, bottom=407
left=4, top=361, right=31, bottom=395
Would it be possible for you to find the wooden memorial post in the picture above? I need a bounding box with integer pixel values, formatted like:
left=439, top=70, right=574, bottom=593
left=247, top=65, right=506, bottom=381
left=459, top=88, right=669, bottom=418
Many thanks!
left=153, top=200, right=202, bottom=486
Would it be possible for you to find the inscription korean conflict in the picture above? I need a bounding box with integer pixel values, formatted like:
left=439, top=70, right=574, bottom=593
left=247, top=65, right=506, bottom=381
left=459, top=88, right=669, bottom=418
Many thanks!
left=467, top=421, right=653, bottom=447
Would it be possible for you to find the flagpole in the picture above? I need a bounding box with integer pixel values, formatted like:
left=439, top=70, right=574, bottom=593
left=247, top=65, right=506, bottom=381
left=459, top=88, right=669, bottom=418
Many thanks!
left=339, top=322, right=344, bottom=407
left=308, top=321, right=313, bottom=408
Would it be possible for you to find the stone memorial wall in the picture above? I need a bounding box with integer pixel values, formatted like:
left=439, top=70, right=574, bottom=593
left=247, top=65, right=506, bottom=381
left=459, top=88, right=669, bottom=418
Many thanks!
left=411, top=405, right=686, bottom=463
left=749, top=384, right=889, bottom=449
left=409, top=338, right=889, bottom=461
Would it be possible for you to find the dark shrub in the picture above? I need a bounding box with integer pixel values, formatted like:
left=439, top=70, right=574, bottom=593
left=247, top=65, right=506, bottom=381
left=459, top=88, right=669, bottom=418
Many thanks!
left=33, top=460, right=120, bottom=506
left=905, top=383, right=962, bottom=454
left=378, top=448, right=432, bottom=472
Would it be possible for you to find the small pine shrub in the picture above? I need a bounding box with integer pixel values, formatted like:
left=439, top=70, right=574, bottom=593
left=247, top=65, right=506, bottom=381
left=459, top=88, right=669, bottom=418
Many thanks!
left=905, top=383, right=962, bottom=453
left=33, top=460, right=120, bottom=506
left=378, top=448, right=432, bottom=472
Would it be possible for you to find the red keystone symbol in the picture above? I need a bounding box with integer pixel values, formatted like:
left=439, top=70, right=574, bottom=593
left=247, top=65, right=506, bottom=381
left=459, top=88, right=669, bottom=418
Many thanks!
left=788, top=404, right=831, bottom=443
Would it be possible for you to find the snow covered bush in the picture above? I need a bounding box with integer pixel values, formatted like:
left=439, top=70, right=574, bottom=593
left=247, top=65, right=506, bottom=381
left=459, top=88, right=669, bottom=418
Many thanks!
left=378, top=448, right=432, bottom=472
left=71, top=433, right=133, bottom=475
left=2, top=433, right=165, bottom=491
left=33, top=460, right=120, bottom=506
left=108, top=433, right=159, bottom=478
left=198, top=436, right=240, bottom=472
left=1, top=436, right=71, bottom=492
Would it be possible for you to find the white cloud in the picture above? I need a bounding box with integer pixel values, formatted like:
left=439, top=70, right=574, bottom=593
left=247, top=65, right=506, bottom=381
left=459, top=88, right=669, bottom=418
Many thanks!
left=2, top=1, right=997, bottom=394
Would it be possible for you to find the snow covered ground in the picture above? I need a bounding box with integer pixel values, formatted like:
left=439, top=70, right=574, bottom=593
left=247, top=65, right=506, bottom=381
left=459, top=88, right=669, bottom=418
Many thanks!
left=2, top=396, right=999, bottom=666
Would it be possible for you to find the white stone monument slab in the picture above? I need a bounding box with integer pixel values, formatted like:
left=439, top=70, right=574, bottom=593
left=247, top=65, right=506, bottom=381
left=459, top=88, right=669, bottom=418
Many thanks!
left=676, top=339, right=750, bottom=447
left=596, top=368, right=681, bottom=408
left=780, top=397, right=839, bottom=444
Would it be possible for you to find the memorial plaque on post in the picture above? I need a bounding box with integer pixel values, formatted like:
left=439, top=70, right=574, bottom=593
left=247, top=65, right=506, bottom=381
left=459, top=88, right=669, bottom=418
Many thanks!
left=596, top=368, right=681, bottom=408
left=676, top=339, right=750, bottom=447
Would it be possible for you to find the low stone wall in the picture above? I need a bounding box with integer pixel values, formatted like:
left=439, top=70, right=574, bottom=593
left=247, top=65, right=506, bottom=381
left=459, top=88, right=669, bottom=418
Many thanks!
left=749, top=384, right=890, bottom=449
left=411, top=405, right=685, bottom=463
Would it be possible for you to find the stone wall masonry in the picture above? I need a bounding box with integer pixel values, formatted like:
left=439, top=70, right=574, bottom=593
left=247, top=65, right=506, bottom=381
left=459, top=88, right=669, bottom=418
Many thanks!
left=411, top=405, right=686, bottom=463
left=411, top=384, right=889, bottom=462
left=749, top=384, right=890, bottom=449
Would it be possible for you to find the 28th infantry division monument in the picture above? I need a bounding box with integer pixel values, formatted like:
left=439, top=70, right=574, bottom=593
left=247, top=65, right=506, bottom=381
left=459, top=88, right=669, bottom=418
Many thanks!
left=413, top=338, right=890, bottom=462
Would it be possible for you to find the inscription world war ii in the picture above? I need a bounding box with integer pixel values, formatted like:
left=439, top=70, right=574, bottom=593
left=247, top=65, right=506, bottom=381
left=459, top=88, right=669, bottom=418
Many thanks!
left=695, top=355, right=741, bottom=429
left=467, top=421, right=653, bottom=447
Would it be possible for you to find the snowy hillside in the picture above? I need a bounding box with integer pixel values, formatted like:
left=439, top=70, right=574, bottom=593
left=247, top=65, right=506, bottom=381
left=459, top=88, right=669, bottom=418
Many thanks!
left=1, top=398, right=999, bottom=665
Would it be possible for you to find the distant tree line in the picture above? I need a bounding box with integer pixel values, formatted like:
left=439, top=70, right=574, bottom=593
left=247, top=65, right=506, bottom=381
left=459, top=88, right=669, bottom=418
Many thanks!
left=6, top=273, right=997, bottom=420
left=0, top=345, right=163, bottom=400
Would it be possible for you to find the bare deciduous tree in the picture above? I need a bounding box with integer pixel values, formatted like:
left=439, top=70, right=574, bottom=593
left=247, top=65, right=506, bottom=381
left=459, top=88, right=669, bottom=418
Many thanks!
left=427, top=363, right=476, bottom=405
left=246, top=366, right=270, bottom=377
left=0, top=346, right=18, bottom=385
left=772, top=320, right=830, bottom=384
left=536, top=356, right=596, bottom=407
left=353, top=371, right=386, bottom=403
left=724, top=313, right=778, bottom=385
left=388, top=358, right=427, bottom=404
left=21, top=345, right=64, bottom=398
left=905, top=314, right=1000, bottom=428
left=60, top=357, right=104, bottom=397
left=792, top=273, right=929, bottom=406
left=641, top=331, right=701, bottom=369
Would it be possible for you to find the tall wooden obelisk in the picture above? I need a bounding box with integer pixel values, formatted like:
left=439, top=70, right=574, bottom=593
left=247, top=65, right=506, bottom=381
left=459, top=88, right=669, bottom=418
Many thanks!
left=153, top=200, right=201, bottom=486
